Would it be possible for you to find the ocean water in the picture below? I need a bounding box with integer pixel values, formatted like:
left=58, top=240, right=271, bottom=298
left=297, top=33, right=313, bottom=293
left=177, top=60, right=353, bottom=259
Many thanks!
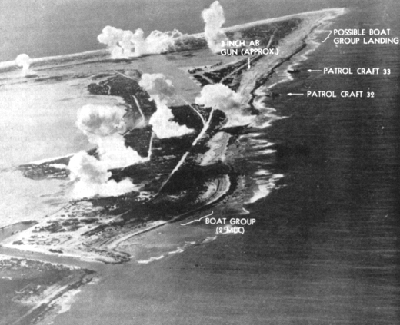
left=0, top=0, right=399, bottom=323
left=1, top=0, right=388, bottom=61
left=0, top=76, right=127, bottom=226
left=50, top=1, right=399, bottom=325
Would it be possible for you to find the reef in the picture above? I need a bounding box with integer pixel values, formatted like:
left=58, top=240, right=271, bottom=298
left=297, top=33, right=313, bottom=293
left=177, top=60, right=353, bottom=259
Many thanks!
left=7, top=8, right=346, bottom=264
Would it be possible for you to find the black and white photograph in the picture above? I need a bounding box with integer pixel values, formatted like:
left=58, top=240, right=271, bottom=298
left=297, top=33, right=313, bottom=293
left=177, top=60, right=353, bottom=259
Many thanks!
left=0, top=0, right=399, bottom=324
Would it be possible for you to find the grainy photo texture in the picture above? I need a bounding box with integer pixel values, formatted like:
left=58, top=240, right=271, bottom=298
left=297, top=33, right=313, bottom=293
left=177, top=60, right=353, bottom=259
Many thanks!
left=0, top=1, right=399, bottom=324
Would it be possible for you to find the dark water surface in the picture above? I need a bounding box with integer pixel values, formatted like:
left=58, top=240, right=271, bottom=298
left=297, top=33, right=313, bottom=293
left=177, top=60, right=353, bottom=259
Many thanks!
left=247, top=12, right=400, bottom=325
left=1, top=0, right=396, bottom=61
left=50, top=2, right=400, bottom=325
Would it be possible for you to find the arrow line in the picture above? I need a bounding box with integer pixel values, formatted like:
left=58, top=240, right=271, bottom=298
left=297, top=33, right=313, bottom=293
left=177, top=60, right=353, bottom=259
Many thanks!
left=248, top=57, right=251, bottom=69
left=307, top=69, right=323, bottom=72
left=322, top=30, right=332, bottom=42
left=288, top=93, right=304, bottom=96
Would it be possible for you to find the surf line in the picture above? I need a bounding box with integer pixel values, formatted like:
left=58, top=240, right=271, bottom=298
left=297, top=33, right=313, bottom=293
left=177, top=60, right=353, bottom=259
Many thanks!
left=155, top=109, right=214, bottom=195
left=181, top=211, right=214, bottom=226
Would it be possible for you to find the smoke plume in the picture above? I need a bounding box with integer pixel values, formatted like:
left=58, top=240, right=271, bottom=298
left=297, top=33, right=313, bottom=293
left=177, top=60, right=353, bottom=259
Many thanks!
left=76, top=103, right=125, bottom=138
left=15, top=54, right=32, bottom=76
left=76, top=104, right=148, bottom=168
left=98, top=26, right=183, bottom=59
left=139, top=73, right=194, bottom=138
left=195, top=84, right=253, bottom=127
left=202, top=1, right=228, bottom=53
left=139, top=73, right=176, bottom=104
left=68, top=152, right=140, bottom=199
left=68, top=104, right=148, bottom=199
left=149, top=99, right=194, bottom=138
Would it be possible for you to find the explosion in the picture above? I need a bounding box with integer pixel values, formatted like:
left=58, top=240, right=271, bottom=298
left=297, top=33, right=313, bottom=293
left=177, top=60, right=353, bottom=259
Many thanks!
left=195, top=84, right=254, bottom=127
left=202, top=1, right=228, bottom=53
left=139, top=73, right=194, bottom=138
left=75, top=104, right=147, bottom=169
left=68, top=104, right=148, bottom=199
left=15, top=54, right=32, bottom=76
left=68, top=152, right=140, bottom=199
left=76, top=104, right=125, bottom=138
left=195, top=84, right=243, bottom=112
left=98, top=26, right=183, bottom=59
left=139, top=73, right=176, bottom=104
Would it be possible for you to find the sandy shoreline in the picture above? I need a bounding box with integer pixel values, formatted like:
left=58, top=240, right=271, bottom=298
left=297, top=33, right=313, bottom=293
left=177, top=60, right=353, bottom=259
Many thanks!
left=1, top=6, right=347, bottom=263
left=0, top=8, right=345, bottom=73
left=0, top=7, right=348, bottom=325
left=237, top=8, right=347, bottom=101
left=0, top=254, right=95, bottom=325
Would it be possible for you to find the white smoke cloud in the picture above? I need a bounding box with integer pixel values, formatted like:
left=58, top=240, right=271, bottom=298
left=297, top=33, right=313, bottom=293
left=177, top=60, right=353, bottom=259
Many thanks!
left=139, top=73, right=176, bottom=104
left=145, top=30, right=182, bottom=53
left=69, top=151, right=110, bottom=184
left=68, top=152, right=140, bottom=199
left=76, top=104, right=148, bottom=169
left=97, top=26, right=125, bottom=47
left=68, top=104, right=149, bottom=199
left=15, top=54, right=32, bottom=76
left=202, top=1, right=228, bottom=53
left=139, top=73, right=194, bottom=138
left=98, top=26, right=183, bottom=59
left=195, top=84, right=242, bottom=111
left=195, top=84, right=253, bottom=127
left=76, top=104, right=126, bottom=138
left=97, top=26, right=135, bottom=58
left=96, top=135, right=148, bottom=169
left=150, top=98, right=194, bottom=138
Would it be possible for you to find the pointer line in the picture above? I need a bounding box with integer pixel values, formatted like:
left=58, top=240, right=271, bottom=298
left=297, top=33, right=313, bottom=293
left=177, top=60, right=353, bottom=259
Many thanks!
left=288, top=93, right=304, bottom=96
left=322, top=30, right=332, bottom=42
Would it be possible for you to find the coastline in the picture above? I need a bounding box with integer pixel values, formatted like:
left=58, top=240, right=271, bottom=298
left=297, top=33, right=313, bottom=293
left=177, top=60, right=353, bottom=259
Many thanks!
left=1, top=7, right=347, bottom=263
left=0, top=8, right=346, bottom=74
left=50, top=3, right=400, bottom=323
left=0, top=7, right=350, bottom=325
left=0, top=254, right=95, bottom=325
left=237, top=8, right=347, bottom=101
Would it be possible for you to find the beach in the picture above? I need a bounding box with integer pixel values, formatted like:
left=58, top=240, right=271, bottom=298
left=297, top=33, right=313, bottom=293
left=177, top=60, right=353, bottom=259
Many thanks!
left=1, top=7, right=343, bottom=261
left=1, top=1, right=399, bottom=324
